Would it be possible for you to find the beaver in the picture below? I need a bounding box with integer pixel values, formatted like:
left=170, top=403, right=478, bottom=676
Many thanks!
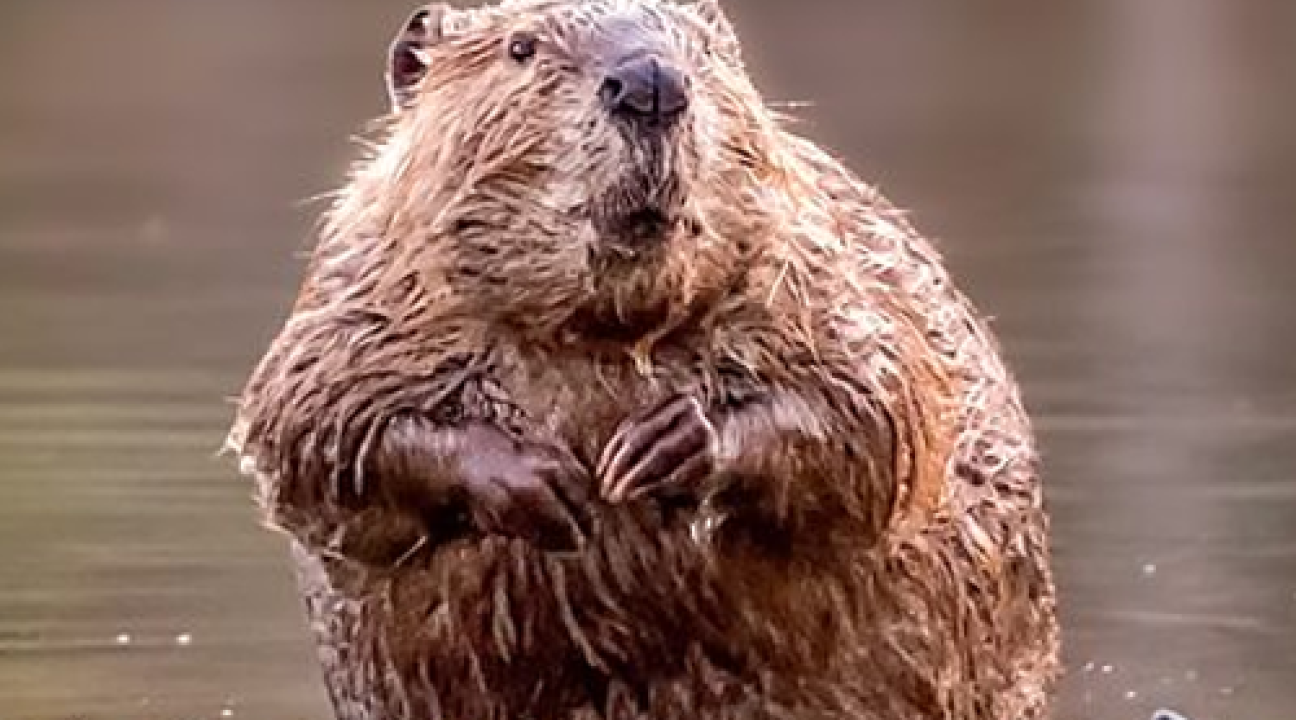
left=226, top=1, right=1061, bottom=718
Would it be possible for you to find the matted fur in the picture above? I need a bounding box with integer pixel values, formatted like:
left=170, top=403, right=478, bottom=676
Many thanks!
left=226, top=1, right=1061, bottom=718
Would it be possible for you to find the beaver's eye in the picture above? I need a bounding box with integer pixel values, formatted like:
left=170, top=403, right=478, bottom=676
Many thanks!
left=507, top=32, right=538, bottom=63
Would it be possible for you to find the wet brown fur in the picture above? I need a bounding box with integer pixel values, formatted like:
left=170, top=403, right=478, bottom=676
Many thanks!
left=227, top=1, right=1061, bottom=718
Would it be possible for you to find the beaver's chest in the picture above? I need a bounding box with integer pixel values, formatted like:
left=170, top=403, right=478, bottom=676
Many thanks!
left=494, top=341, right=722, bottom=472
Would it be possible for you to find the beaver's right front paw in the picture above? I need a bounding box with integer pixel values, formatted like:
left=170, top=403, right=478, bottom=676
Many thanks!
left=457, top=424, right=592, bottom=551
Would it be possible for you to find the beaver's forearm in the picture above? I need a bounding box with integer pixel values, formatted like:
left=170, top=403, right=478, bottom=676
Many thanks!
left=710, top=387, right=901, bottom=546
left=265, top=410, right=595, bottom=567
left=262, top=415, right=476, bottom=568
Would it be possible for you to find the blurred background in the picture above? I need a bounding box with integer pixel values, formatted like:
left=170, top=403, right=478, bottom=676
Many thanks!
left=1, top=1, right=1293, bottom=719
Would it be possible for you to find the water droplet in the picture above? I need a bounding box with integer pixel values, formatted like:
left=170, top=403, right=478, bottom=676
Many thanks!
left=1124, top=689, right=1138, bottom=700
left=115, top=633, right=131, bottom=646
left=1101, top=664, right=1115, bottom=674
left=175, top=633, right=193, bottom=647
left=1082, top=661, right=1095, bottom=673
left=1219, top=685, right=1234, bottom=696
left=1142, top=563, right=1158, bottom=576
left=220, top=709, right=234, bottom=718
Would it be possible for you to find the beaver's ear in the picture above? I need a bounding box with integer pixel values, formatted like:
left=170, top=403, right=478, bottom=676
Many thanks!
left=694, top=0, right=740, bottom=57
left=387, top=4, right=449, bottom=111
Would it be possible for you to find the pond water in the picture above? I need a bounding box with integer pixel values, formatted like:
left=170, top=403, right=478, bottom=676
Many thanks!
left=1, top=1, right=1293, bottom=719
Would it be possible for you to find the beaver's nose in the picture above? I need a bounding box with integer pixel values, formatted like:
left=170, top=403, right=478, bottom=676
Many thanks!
left=600, top=54, right=690, bottom=126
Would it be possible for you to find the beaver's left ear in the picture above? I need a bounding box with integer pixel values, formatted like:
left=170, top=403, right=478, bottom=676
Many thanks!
left=387, top=4, right=449, bottom=111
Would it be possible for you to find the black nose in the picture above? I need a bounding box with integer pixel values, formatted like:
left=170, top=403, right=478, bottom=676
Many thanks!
left=600, top=54, right=690, bottom=126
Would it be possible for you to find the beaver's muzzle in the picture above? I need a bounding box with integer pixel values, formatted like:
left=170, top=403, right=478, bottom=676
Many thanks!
left=600, top=53, right=690, bottom=129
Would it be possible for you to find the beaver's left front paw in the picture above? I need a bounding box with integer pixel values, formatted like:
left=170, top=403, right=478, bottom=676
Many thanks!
left=597, top=395, right=718, bottom=505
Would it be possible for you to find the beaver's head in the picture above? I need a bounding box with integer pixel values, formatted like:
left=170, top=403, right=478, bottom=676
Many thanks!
left=365, top=0, right=787, bottom=340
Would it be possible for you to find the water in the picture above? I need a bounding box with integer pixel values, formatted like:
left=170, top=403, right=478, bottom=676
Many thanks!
left=1, top=1, right=1293, bottom=719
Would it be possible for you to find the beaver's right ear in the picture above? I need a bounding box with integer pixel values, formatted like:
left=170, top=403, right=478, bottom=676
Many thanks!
left=694, top=0, right=741, bottom=58
left=387, top=4, right=449, bottom=111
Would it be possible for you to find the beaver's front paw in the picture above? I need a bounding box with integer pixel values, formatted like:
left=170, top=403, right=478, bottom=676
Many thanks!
left=458, top=424, right=591, bottom=551
left=597, top=395, right=718, bottom=505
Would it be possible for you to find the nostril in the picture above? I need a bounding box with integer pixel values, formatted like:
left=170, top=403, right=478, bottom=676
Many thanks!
left=599, top=76, right=627, bottom=110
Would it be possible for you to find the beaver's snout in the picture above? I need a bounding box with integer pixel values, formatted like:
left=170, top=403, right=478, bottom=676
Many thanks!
left=600, top=54, right=690, bottom=128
